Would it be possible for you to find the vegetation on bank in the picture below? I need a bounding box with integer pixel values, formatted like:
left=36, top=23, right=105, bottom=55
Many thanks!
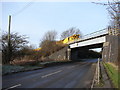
left=103, top=62, right=120, bottom=88
left=2, top=65, right=40, bottom=75
left=2, top=60, right=72, bottom=75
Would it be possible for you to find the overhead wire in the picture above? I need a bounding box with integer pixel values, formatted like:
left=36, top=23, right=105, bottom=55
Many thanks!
left=12, top=1, right=34, bottom=17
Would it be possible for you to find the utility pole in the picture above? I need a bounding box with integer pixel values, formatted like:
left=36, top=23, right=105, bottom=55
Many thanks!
left=8, top=15, right=11, bottom=62
left=118, top=3, right=120, bottom=35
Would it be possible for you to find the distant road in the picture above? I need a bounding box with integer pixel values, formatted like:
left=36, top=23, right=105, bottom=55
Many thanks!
left=2, top=59, right=97, bottom=89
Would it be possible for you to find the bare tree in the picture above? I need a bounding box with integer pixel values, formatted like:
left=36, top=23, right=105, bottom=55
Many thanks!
left=2, top=32, right=29, bottom=64
left=43, top=30, right=57, bottom=41
left=38, top=30, right=67, bottom=58
left=92, top=0, right=120, bottom=35
left=107, top=1, right=120, bottom=35
left=60, top=27, right=82, bottom=40
left=40, top=30, right=57, bottom=47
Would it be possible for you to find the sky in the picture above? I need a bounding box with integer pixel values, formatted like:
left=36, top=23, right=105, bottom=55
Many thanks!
left=2, top=1, right=109, bottom=48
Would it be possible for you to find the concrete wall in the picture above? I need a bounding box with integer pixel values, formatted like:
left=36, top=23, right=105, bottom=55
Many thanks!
left=102, top=35, right=119, bottom=64
left=48, top=47, right=68, bottom=61
left=118, top=36, right=120, bottom=66
left=0, top=51, right=1, bottom=65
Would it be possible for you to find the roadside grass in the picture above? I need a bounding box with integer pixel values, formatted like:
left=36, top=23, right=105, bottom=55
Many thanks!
left=103, top=62, right=119, bottom=88
left=2, top=65, right=24, bottom=75
left=2, top=65, right=41, bottom=75
left=95, top=74, right=104, bottom=87
left=98, top=66, right=104, bottom=87
left=40, top=60, right=72, bottom=67
left=2, top=60, right=71, bottom=75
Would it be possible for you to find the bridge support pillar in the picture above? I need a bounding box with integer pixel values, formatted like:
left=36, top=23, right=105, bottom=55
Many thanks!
left=118, top=35, right=120, bottom=67
left=102, top=35, right=119, bottom=65
left=67, top=48, right=71, bottom=61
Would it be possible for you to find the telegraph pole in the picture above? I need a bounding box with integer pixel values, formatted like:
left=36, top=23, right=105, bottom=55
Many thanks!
left=8, top=15, right=11, bottom=62
left=118, top=3, right=120, bottom=35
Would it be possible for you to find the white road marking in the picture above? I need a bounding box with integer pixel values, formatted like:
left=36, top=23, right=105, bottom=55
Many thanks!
left=67, top=66, right=73, bottom=69
left=67, top=65, right=76, bottom=69
left=41, top=70, right=62, bottom=78
left=5, top=84, right=21, bottom=90
left=71, top=66, right=76, bottom=68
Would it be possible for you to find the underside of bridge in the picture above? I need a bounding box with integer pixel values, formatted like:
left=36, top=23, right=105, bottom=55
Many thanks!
left=70, top=43, right=103, bottom=61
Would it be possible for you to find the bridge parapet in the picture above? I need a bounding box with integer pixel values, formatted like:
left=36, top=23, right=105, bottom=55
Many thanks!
left=68, top=28, right=108, bottom=44
left=81, top=28, right=108, bottom=40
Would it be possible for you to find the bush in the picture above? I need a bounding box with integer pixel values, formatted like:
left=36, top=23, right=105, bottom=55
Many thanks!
left=10, top=60, right=39, bottom=66
left=40, top=40, right=67, bottom=58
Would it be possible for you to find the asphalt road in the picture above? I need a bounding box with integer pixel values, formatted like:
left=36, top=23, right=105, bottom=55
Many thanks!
left=2, top=59, right=97, bottom=89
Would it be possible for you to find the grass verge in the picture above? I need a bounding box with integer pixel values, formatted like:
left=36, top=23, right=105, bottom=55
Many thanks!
left=2, top=65, right=41, bottom=75
left=103, top=62, right=120, bottom=88
left=2, top=60, right=72, bottom=75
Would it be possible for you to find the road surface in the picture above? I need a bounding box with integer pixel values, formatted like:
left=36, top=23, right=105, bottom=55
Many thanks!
left=2, top=59, right=97, bottom=89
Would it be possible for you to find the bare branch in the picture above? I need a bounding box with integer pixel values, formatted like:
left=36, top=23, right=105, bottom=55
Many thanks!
left=60, top=27, right=82, bottom=40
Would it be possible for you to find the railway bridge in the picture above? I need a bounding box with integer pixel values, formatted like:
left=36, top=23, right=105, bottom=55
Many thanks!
left=68, top=28, right=119, bottom=63
left=48, top=28, right=119, bottom=63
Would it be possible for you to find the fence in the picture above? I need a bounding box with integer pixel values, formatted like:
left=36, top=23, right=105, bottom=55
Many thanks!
left=91, top=58, right=100, bottom=88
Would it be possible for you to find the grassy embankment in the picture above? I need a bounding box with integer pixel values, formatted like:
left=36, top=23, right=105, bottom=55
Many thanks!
left=103, top=62, right=120, bottom=88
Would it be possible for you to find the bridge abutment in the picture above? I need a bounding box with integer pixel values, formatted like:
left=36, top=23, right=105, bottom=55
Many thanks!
left=67, top=48, right=71, bottom=60
left=102, top=35, right=120, bottom=64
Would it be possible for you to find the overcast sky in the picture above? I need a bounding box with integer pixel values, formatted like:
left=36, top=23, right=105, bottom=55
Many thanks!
left=2, top=1, right=109, bottom=48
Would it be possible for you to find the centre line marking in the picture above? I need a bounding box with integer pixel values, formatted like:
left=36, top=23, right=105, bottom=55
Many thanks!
left=67, top=66, right=76, bottom=69
left=5, top=84, right=21, bottom=90
left=41, top=70, right=62, bottom=78
left=71, top=66, right=75, bottom=68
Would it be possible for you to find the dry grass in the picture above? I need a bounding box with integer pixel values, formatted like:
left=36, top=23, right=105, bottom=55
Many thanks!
left=10, top=60, right=39, bottom=66
left=107, top=62, right=118, bottom=70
